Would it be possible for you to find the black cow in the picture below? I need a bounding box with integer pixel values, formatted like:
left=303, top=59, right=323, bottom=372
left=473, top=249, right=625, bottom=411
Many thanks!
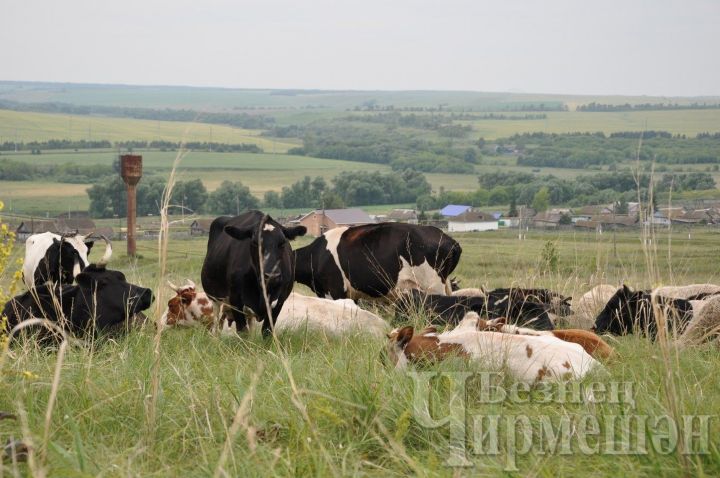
left=2, top=264, right=153, bottom=341
left=593, top=285, right=693, bottom=339
left=200, top=211, right=307, bottom=335
left=294, top=223, right=461, bottom=300
left=396, top=289, right=488, bottom=324
left=487, top=287, right=573, bottom=317
left=397, top=290, right=555, bottom=330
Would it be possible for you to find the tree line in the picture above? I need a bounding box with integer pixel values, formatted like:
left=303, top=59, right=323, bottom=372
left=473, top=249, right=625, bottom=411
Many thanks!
left=0, top=158, right=113, bottom=183
left=507, top=132, right=720, bottom=169
left=0, top=139, right=263, bottom=153
left=0, top=100, right=274, bottom=129
left=414, top=170, right=717, bottom=213
left=577, top=102, right=720, bottom=112
left=86, top=169, right=432, bottom=218
left=289, top=122, right=480, bottom=174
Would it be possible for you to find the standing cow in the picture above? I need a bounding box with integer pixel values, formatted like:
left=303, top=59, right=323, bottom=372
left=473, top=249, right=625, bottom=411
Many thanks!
left=294, top=223, right=461, bottom=300
left=201, top=211, right=307, bottom=335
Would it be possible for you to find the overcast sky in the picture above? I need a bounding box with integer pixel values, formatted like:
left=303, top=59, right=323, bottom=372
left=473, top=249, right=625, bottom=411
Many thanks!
left=2, top=0, right=719, bottom=97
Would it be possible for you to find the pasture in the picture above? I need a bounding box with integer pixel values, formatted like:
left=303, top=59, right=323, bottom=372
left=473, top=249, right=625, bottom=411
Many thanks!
left=2, top=227, right=719, bottom=476
left=0, top=110, right=301, bottom=153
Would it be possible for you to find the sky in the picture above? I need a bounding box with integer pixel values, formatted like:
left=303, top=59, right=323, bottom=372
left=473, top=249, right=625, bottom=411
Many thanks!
left=2, top=0, right=719, bottom=97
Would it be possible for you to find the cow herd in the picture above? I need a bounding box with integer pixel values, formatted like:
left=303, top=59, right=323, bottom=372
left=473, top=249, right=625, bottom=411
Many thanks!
left=3, top=210, right=720, bottom=383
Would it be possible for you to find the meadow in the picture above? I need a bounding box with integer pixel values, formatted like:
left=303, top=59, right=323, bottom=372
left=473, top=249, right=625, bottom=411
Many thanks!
left=0, top=110, right=301, bottom=153
left=2, top=226, right=720, bottom=476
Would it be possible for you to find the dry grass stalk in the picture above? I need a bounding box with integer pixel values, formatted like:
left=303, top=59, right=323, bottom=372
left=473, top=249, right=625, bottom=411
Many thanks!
left=146, top=138, right=188, bottom=440
left=213, top=363, right=264, bottom=478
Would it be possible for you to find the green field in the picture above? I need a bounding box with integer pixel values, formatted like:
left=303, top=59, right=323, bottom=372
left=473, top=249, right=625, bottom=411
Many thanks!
left=3, top=81, right=719, bottom=112
left=2, top=227, right=719, bottom=476
left=0, top=109, right=301, bottom=152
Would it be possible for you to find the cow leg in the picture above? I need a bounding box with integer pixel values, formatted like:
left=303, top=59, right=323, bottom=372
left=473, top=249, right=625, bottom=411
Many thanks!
left=227, top=289, right=249, bottom=332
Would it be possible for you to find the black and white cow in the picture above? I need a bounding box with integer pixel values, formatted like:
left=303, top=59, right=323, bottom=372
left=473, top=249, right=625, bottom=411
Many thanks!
left=592, top=285, right=693, bottom=339
left=294, top=223, right=461, bottom=300
left=22, top=232, right=112, bottom=288
left=396, top=289, right=555, bottom=330
left=2, top=263, right=153, bottom=341
left=200, top=211, right=307, bottom=335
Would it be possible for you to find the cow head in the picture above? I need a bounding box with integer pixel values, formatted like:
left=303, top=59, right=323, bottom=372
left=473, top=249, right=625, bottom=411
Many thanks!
left=386, top=325, right=466, bottom=369
left=223, top=215, right=306, bottom=314
left=162, top=280, right=215, bottom=327
left=70, top=264, right=154, bottom=334
left=550, top=296, right=573, bottom=317
left=592, top=284, right=647, bottom=335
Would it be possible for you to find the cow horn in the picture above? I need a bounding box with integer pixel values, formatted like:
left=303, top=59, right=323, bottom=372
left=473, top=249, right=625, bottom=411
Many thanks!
left=96, top=235, right=113, bottom=266
left=79, top=231, right=94, bottom=241
left=167, top=280, right=180, bottom=292
left=185, top=279, right=196, bottom=289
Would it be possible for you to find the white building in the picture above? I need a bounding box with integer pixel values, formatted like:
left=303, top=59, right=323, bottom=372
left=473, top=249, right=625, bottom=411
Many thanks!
left=448, top=210, right=499, bottom=232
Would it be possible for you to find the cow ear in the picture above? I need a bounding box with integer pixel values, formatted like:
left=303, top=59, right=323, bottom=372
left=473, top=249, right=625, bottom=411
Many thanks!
left=396, top=326, right=414, bottom=349
left=283, top=225, right=307, bottom=240
left=224, top=225, right=253, bottom=241
left=85, top=240, right=94, bottom=252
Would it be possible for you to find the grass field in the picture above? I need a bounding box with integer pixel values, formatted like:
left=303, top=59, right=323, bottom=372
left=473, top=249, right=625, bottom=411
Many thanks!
left=2, top=227, right=720, bottom=476
left=0, top=110, right=301, bottom=152
left=458, top=109, right=720, bottom=139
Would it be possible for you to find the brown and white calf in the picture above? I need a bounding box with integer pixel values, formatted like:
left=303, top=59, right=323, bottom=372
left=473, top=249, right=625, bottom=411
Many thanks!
left=459, top=313, right=614, bottom=360
left=159, top=280, right=215, bottom=328
left=386, top=323, right=600, bottom=383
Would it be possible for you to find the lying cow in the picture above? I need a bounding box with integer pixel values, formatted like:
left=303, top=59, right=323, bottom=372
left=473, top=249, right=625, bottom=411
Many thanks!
left=270, top=292, right=389, bottom=338
left=23, top=232, right=112, bottom=288
left=652, top=283, right=720, bottom=301
left=159, top=280, right=215, bottom=328
left=294, top=223, right=461, bottom=300
left=461, top=314, right=614, bottom=360
left=386, top=324, right=599, bottom=382
left=161, top=288, right=389, bottom=339
left=487, top=287, right=572, bottom=317
left=396, top=289, right=555, bottom=330
left=201, top=211, right=307, bottom=335
left=592, top=285, right=693, bottom=339
left=2, top=263, right=153, bottom=341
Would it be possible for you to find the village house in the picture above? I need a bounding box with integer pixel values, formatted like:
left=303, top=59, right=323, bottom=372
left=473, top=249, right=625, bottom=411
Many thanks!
left=297, top=208, right=374, bottom=237
left=386, top=209, right=418, bottom=224
left=651, top=207, right=686, bottom=226
left=56, top=218, right=96, bottom=235
left=669, top=209, right=720, bottom=225
left=190, top=219, right=215, bottom=236
left=440, top=204, right=472, bottom=218
left=447, top=210, right=498, bottom=232
left=532, top=211, right=563, bottom=229
left=15, top=220, right=59, bottom=241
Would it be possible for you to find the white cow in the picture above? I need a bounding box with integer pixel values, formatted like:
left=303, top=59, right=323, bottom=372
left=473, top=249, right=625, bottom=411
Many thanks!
left=386, top=323, right=600, bottom=383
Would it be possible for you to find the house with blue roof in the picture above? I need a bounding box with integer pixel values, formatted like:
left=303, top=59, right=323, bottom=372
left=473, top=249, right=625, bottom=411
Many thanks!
left=440, top=204, right=472, bottom=217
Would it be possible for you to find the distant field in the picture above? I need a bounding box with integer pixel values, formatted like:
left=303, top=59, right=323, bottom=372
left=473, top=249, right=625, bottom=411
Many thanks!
left=0, top=109, right=300, bottom=152
left=457, top=109, right=720, bottom=139
left=3, top=81, right=719, bottom=112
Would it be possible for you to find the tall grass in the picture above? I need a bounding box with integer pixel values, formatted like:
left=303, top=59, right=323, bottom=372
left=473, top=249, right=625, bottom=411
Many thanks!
left=2, top=199, right=720, bottom=474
